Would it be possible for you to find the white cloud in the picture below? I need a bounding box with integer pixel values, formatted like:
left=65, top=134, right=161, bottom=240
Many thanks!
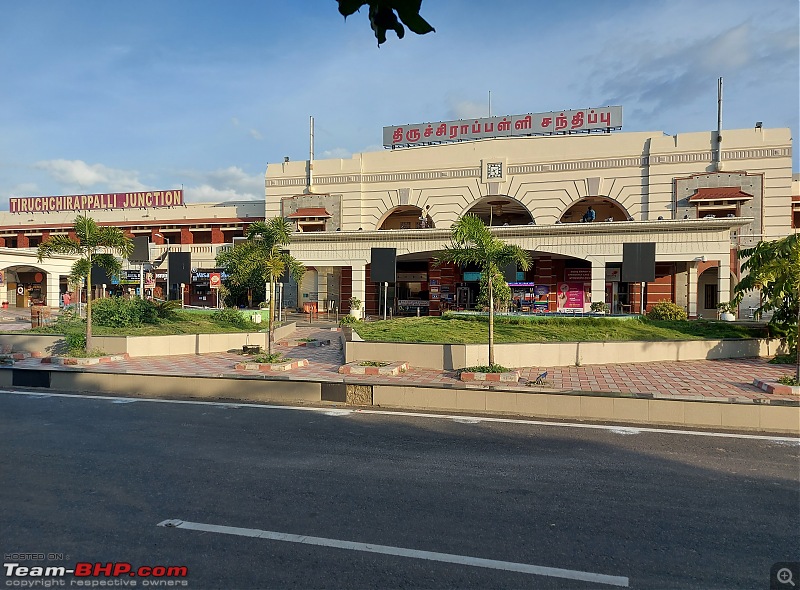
left=448, top=99, right=490, bottom=120
left=178, top=166, right=264, bottom=202
left=231, top=117, right=240, bottom=126
left=34, top=159, right=149, bottom=192
left=320, top=147, right=352, bottom=159
left=248, top=129, right=263, bottom=140
left=8, top=182, right=39, bottom=198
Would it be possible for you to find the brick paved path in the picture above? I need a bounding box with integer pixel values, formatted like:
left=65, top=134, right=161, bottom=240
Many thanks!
left=7, top=326, right=799, bottom=402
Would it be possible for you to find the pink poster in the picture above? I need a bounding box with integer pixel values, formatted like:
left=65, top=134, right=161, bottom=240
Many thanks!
left=557, top=282, right=585, bottom=309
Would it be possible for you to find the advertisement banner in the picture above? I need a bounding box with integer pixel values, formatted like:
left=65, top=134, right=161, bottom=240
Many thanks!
left=209, top=273, right=221, bottom=289
left=557, top=282, right=585, bottom=309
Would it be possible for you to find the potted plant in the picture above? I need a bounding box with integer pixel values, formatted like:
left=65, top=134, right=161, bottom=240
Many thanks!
left=590, top=301, right=610, bottom=314
left=349, top=296, right=363, bottom=319
left=717, top=301, right=736, bottom=321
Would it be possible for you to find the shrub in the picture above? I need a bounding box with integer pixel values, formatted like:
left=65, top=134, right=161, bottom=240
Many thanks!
left=646, top=301, right=688, bottom=321
left=64, top=331, right=87, bottom=355
left=91, top=297, right=159, bottom=328
left=590, top=301, right=610, bottom=313
left=153, top=299, right=181, bottom=319
left=777, top=375, right=800, bottom=386
left=460, top=364, right=511, bottom=373
left=211, top=308, right=254, bottom=329
left=339, top=315, right=358, bottom=326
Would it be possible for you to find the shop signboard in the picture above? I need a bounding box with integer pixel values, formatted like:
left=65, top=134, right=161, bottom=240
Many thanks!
left=564, top=268, right=591, bottom=282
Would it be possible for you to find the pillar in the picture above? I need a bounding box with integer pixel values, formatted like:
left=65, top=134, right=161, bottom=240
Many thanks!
left=590, top=261, right=605, bottom=308
left=351, top=263, right=367, bottom=311
left=687, top=262, right=699, bottom=319
left=718, top=257, right=731, bottom=311
left=46, top=271, right=60, bottom=309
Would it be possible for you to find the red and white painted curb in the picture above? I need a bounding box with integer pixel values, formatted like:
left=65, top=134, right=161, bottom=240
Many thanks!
left=752, top=378, right=800, bottom=396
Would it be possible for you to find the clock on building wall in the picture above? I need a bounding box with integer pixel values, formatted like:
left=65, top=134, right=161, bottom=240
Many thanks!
left=486, top=162, right=503, bottom=179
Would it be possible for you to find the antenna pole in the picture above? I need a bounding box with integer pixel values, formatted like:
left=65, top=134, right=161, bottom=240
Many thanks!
left=309, top=115, right=314, bottom=191
left=715, top=77, right=723, bottom=171
left=488, top=90, right=492, bottom=117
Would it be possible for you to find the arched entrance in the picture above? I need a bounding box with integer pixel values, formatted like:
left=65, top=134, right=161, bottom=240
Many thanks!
left=464, top=196, right=534, bottom=226
left=378, top=206, right=434, bottom=230
left=560, top=196, right=630, bottom=223
left=2, top=265, right=52, bottom=308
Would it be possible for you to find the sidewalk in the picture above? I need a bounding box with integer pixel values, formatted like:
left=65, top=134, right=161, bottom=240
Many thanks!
left=6, top=325, right=799, bottom=404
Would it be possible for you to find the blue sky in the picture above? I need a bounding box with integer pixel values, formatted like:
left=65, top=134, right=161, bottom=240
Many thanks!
left=0, top=0, right=797, bottom=207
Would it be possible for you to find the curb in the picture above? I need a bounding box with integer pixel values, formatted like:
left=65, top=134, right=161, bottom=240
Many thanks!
left=753, top=378, right=800, bottom=396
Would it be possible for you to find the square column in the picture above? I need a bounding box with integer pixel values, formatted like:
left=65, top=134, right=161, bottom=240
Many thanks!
left=591, top=263, right=606, bottom=308
left=46, top=272, right=60, bottom=309
left=687, top=262, right=699, bottom=318
left=351, top=264, right=367, bottom=309
left=718, top=258, right=731, bottom=310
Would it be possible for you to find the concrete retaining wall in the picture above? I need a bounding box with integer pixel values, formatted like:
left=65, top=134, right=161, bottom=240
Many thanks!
left=0, top=367, right=320, bottom=404
left=0, top=322, right=297, bottom=357
left=346, top=338, right=783, bottom=370
left=372, top=385, right=800, bottom=435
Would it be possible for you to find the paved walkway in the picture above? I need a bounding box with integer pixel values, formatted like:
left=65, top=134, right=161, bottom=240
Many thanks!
left=6, top=325, right=799, bottom=403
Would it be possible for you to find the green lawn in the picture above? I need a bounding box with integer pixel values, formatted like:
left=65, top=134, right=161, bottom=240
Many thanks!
left=352, top=315, right=767, bottom=344
left=24, top=309, right=268, bottom=337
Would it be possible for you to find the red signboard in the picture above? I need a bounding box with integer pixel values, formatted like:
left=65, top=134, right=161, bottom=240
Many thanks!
left=209, top=273, right=221, bottom=289
left=9, top=190, right=183, bottom=213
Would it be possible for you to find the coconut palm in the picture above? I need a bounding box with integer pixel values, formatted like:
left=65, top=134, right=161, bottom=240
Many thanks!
left=215, top=217, right=305, bottom=355
left=436, top=214, right=531, bottom=366
left=37, top=215, right=133, bottom=353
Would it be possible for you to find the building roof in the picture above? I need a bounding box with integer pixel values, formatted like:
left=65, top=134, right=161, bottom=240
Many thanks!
left=688, top=187, right=754, bottom=202
left=286, top=208, right=332, bottom=219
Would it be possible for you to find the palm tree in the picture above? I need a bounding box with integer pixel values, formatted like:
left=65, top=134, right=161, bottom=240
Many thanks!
left=37, top=215, right=133, bottom=353
left=436, top=214, right=531, bottom=366
left=215, top=217, right=305, bottom=355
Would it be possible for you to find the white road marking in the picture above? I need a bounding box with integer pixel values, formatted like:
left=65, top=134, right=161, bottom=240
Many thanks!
left=324, top=409, right=353, bottom=416
left=610, top=428, right=641, bottom=436
left=156, top=518, right=628, bottom=587
left=2, top=389, right=797, bottom=443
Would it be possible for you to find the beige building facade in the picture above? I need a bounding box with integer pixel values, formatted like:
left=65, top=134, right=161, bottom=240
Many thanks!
left=266, top=126, right=794, bottom=318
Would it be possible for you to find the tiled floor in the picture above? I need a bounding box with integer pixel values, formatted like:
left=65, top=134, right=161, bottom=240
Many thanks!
left=7, top=325, right=799, bottom=403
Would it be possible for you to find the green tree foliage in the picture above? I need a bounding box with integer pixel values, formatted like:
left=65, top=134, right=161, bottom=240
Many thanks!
left=728, top=234, right=799, bottom=379
left=215, top=218, right=305, bottom=354
left=435, top=214, right=531, bottom=366
left=37, top=215, right=133, bottom=352
left=338, top=0, right=435, bottom=45
left=477, top=267, right=511, bottom=312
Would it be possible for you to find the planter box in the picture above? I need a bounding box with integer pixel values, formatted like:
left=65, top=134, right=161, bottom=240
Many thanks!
left=460, top=370, right=520, bottom=383
left=235, top=358, right=309, bottom=372
left=42, top=354, right=129, bottom=366
left=339, top=361, right=408, bottom=376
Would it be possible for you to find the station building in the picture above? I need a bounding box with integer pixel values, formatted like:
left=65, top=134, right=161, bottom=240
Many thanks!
left=0, top=114, right=796, bottom=319
left=0, top=196, right=262, bottom=309
left=265, top=119, right=796, bottom=319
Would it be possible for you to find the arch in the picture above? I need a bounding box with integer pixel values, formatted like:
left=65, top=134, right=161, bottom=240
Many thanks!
left=377, top=205, right=434, bottom=230
left=463, top=196, right=534, bottom=226
left=559, top=196, right=631, bottom=224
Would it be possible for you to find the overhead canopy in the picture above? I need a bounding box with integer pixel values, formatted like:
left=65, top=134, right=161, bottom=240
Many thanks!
left=688, top=187, right=753, bottom=202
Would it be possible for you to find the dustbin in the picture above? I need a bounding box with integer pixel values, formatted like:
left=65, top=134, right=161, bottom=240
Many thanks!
left=31, top=305, right=43, bottom=328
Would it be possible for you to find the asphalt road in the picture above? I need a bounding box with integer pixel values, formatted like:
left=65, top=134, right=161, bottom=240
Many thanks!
left=1, top=390, right=798, bottom=590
